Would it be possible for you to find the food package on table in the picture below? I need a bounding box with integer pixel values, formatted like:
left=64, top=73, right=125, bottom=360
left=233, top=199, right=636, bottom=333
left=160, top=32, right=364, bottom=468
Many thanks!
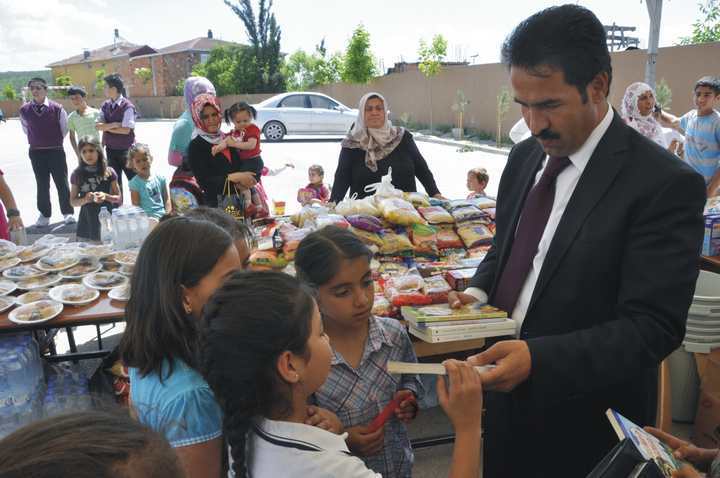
left=445, top=268, right=477, bottom=291
left=347, top=214, right=384, bottom=233
left=363, top=168, right=404, bottom=200
left=423, top=274, right=452, bottom=304
left=410, top=223, right=439, bottom=258
left=249, top=250, right=288, bottom=269
left=451, top=205, right=488, bottom=223
left=350, top=227, right=384, bottom=248
left=444, top=199, right=475, bottom=212
left=436, top=226, right=464, bottom=249
left=315, top=214, right=351, bottom=230
left=372, top=294, right=393, bottom=317
left=292, top=204, right=330, bottom=227
left=378, top=197, right=426, bottom=226
left=378, top=231, right=414, bottom=256
left=377, top=260, right=409, bottom=276
left=440, top=248, right=468, bottom=260
left=468, top=196, right=497, bottom=210
left=418, top=206, right=454, bottom=225
left=457, top=222, right=494, bottom=249
left=281, top=227, right=313, bottom=260
left=384, top=270, right=433, bottom=307
left=415, top=260, right=463, bottom=277
left=335, top=194, right=381, bottom=217
left=466, top=244, right=492, bottom=259
left=404, top=191, right=431, bottom=208
left=430, top=197, right=450, bottom=208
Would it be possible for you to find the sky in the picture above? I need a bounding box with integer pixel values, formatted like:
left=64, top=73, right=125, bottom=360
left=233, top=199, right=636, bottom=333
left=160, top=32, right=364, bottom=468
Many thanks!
left=0, top=0, right=702, bottom=73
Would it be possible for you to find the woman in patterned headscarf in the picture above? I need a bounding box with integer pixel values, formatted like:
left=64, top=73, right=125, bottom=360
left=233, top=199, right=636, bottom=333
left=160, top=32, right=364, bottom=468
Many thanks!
left=168, top=77, right=216, bottom=167
left=621, top=82, right=669, bottom=148
left=330, top=92, right=443, bottom=202
left=187, top=94, right=257, bottom=207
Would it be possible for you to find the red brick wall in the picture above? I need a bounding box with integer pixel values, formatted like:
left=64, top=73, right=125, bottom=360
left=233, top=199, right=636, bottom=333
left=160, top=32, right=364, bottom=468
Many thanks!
left=161, top=52, right=202, bottom=96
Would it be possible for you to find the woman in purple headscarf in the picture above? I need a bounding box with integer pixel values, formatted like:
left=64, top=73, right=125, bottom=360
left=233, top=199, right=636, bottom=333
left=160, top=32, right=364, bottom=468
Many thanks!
left=167, top=77, right=216, bottom=167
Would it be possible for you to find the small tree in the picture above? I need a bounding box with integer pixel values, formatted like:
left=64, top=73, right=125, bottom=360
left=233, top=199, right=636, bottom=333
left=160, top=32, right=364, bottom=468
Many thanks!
left=53, top=75, right=72, bottom=98
left=679, top=0, right=720, bottom=44
left=451, top=90, right=469, bottom=138
left=655, top=78, right=672, bottom=111
left=496, top=87, right=512, bottom=147
left=175, top=78, right=186, bottom=97
left=2, top=84, right=16, bottom=100
left=134, top=67, right=152, bottom=85
left=94, top=69, right=106, bottom=96
left=418, top=34, right=447, bottom=133
left=342, top=25, right=376, bottom=84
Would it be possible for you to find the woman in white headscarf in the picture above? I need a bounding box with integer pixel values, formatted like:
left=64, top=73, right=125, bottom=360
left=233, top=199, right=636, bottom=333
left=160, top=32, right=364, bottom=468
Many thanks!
left=621, top=82, right=671, bottom=148
left=330, top=92, right=443, bottom=202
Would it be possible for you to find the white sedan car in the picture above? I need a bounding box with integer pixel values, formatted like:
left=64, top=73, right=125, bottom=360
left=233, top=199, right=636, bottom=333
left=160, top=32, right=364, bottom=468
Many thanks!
left=254, top=92, right=358, bottom=141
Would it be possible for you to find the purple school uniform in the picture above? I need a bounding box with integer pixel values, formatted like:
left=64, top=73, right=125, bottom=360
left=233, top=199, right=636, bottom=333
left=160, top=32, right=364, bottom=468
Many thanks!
left=101, top=97, right=136, bottom=149
left=19, top=100, right=64, bottom=149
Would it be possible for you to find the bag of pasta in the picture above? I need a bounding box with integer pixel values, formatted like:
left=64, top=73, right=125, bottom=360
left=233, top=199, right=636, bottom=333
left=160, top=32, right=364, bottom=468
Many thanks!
left=378, top=231, right=414, bottom=256
left=404, top=191, right=431, bottom=208
left=457, top=222, right=494, bottom=249
left=418, top=206, right=454, bottom=225
left=410, top=223, right=439, bottom=258
left=350, top=227, right=384, bottom=248
left=379, top=197, right=426, bottom=226
left=436, top=225, right=464, bottom=249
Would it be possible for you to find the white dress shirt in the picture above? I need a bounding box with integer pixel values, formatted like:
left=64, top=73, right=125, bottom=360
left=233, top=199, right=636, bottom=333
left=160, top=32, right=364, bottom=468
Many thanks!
left=465, top=104, right=614, bottom=334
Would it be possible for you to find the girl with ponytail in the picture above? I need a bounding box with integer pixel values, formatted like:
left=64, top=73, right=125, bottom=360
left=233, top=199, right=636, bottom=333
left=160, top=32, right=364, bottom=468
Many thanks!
left=201, top=271, right=485, bottom=478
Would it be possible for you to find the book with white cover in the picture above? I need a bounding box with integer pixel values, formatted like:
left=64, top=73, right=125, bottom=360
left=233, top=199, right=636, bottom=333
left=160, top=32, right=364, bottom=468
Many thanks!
left=412, top=318, right=517, bottom=336
left=409, top=322, right=516, bottom=343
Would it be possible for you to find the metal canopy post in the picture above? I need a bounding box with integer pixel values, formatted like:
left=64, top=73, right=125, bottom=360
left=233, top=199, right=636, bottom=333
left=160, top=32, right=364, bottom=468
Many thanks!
left=645, top=0, right=664, bottom=90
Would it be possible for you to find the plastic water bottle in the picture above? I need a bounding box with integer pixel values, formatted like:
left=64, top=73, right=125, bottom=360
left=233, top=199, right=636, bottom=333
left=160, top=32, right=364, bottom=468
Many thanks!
left=99, top=207, right=112, bottom=245
left=114, top=210, right=128, bottom=249
left=127, top=211, right=139, bottom=247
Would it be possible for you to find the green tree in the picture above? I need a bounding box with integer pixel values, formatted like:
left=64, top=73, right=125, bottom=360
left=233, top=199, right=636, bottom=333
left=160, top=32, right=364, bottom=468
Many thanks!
left=418, top=34, right=447, bottom=133
left=2, top=84, right=16, bottom=100
left=496, top=87, right=512, bottom=147
left=283, top=39, right=344, bottom=91
left=680, top=0, right=720, bottom=44
left=54, top=75, right=72, bottom=98
left=342, top=25, right=376, bottom=84
left=193, top=46, right=257, bottom=96
left=655, top=78, right=673, bottom=111
left=224, top=0, right=285, bottom=92
left=134, top=67, right=152, bottom=85
left=94, top=69, right=106, bottom=96
left=175, top=78, right=186, bottom=97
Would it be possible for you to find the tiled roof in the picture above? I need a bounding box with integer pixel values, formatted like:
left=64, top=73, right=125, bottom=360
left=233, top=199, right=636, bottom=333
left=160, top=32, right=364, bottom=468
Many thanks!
left=158, top=37, right=238, bottom=55
left=47, top=42, right=151, bottom=67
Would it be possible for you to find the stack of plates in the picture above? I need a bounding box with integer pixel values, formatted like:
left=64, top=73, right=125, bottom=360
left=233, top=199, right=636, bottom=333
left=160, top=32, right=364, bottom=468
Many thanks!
left=684, top=270, right=720, bottom=353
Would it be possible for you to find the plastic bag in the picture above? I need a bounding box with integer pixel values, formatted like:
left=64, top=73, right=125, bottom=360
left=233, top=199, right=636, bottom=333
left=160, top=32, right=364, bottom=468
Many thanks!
left=377, top=260, right=409, bottom=276
left=436, top=226, right=464, bottom=249
left=451, top=206, right=487, bottom=223
left=404, top=191, right=431, bottom=208
left=315, top=214, right=351, bottom=230
left=411, top=223, right=439, bottom=258
left=281, top=227, right=313, bottom=260
left=249, top=250, right=289, bottom=269
left=379, top=197, right=426, bottom=226
left=335, top=194, right=381, bottom=217
left=372, top=294, right=392, bottom=317
left=444, top=199, right=475, bottom=212
left=468, top=196, right=497, bottom=210
left=364, top=168, right=403, bottom=199
left=384, top=271, right=432, bottom=307
left=350, top=227, right=384, bottom=248
left=347, top=214, right=384, bottom=233
left=379, top=231, right=414, bottom=256
left=423, top=275, right=452, bottom=304
left=292, top=204, right=330, bottom=227
left=418, top=206, right=454, bottom=225
left=457, top=223, right=494, bottom=249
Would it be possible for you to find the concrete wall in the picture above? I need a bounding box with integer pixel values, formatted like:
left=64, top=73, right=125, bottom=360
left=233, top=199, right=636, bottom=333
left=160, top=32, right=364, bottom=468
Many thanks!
left=312, top=42, right=720, bottom=135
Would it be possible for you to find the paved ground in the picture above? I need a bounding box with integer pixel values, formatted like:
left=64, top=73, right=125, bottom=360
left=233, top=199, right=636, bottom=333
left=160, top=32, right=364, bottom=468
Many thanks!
left=0, top=118, right=507, bottom=225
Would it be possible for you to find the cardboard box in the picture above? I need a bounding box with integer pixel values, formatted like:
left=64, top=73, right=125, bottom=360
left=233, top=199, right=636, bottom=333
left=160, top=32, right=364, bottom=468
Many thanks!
left=702, top=215, right=720, bottom=257
left=444, top=268, right=476, bottom=291
left=692, top=356, right=720, bottom=448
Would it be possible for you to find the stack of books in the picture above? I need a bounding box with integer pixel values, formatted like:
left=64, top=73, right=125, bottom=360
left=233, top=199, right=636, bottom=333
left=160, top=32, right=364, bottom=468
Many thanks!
left=401, top=303, right=516, bottom=343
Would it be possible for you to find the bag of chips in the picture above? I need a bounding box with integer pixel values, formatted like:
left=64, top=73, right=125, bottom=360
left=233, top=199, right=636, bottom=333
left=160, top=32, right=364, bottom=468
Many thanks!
left=404, top=191, right=431, bottom=208
left=436, top=226, right=464, bottom=249
left=410, top=223, right=439, bottom=258
left=451, top=206, right=487, bottom=223
left=457, top=223, right=494, bottom=249
left=418, top=206, right=454, bottom=225
left=379, top=197, right=426, bottom=226
left=379, top=231, right=414, bottom=256
left=347, top=214, right=384, bottom=233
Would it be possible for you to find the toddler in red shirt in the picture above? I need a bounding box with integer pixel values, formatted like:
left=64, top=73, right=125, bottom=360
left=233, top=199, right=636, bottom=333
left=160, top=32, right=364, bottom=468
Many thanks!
left=297, top=164, right=331, bottom=205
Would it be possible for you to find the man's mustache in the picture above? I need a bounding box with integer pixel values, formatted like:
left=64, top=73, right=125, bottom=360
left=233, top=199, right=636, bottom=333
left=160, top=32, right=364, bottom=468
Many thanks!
left=533, top=129, right=561, bottom=140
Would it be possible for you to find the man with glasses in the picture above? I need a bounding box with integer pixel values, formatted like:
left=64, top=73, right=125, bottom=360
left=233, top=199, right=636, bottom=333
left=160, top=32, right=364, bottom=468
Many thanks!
left=19, top=78, right=75, bottom=227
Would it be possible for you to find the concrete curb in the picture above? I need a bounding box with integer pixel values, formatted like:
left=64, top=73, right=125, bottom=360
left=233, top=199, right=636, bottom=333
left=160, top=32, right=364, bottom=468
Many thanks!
left=412, top=133, right=510, bottom=157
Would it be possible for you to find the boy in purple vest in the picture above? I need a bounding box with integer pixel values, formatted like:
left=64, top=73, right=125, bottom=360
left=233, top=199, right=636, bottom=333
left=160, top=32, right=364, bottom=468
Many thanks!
left=19, top=78, right=75, bottom=227
left=96, top=74, right=136, bottom=199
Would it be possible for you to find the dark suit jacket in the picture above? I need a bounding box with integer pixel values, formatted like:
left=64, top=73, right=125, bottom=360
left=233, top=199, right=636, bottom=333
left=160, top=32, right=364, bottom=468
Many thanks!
left=472, top=112, right=706, bottom=477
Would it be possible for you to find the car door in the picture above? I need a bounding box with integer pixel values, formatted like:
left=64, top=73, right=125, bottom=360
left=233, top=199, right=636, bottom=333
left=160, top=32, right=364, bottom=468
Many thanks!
left=309, top=95, right=348, bottom=133
left=276, top=94, right=313, bottom=133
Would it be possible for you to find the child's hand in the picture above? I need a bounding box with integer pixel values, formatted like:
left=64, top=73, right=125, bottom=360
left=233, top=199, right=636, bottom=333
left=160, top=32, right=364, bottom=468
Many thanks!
left=211, top=142, right=226, bottom=156
left=645, top=427, right=718, bottom=466
left=305, top=406, right=344, bottom=434
left=285, top=162, right=295, bottom=169
left=93, top=192, right=106, bottom=203
left=83, top=193, right=94, bottom=205
left=346, top=425, right=385, bottom=456
left=393, top=390, right=418, bottom=423
left=437, top=359, right=483, bottom=435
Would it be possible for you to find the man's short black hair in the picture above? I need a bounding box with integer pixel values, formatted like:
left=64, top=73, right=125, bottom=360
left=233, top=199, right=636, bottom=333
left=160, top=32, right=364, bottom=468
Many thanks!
left=67, top=86, right=87, bottom=97
left=27, top=77, right=47, bottom=89
left=501, top=4, right=612, bottom=102
left=104, top=74, right=125, bottom=95
left=695, top=76, right=720, bottom=95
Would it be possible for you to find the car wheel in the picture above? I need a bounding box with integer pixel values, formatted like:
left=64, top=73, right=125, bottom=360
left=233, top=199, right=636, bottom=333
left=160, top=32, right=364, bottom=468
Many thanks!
left=263, top=121, right=286, bottom=141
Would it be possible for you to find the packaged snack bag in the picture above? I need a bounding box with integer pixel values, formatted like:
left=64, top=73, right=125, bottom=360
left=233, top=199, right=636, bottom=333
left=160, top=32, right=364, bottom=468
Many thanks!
left=436, top=226, right=464, bottom=249
left=346, top=214, right=384, bottom=233
left=418, top=206, right=454, bottom=225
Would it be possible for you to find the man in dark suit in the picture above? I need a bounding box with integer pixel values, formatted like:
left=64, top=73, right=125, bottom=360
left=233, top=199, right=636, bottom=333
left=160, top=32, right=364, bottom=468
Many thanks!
left=448, top=5, right=707, bottom=477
